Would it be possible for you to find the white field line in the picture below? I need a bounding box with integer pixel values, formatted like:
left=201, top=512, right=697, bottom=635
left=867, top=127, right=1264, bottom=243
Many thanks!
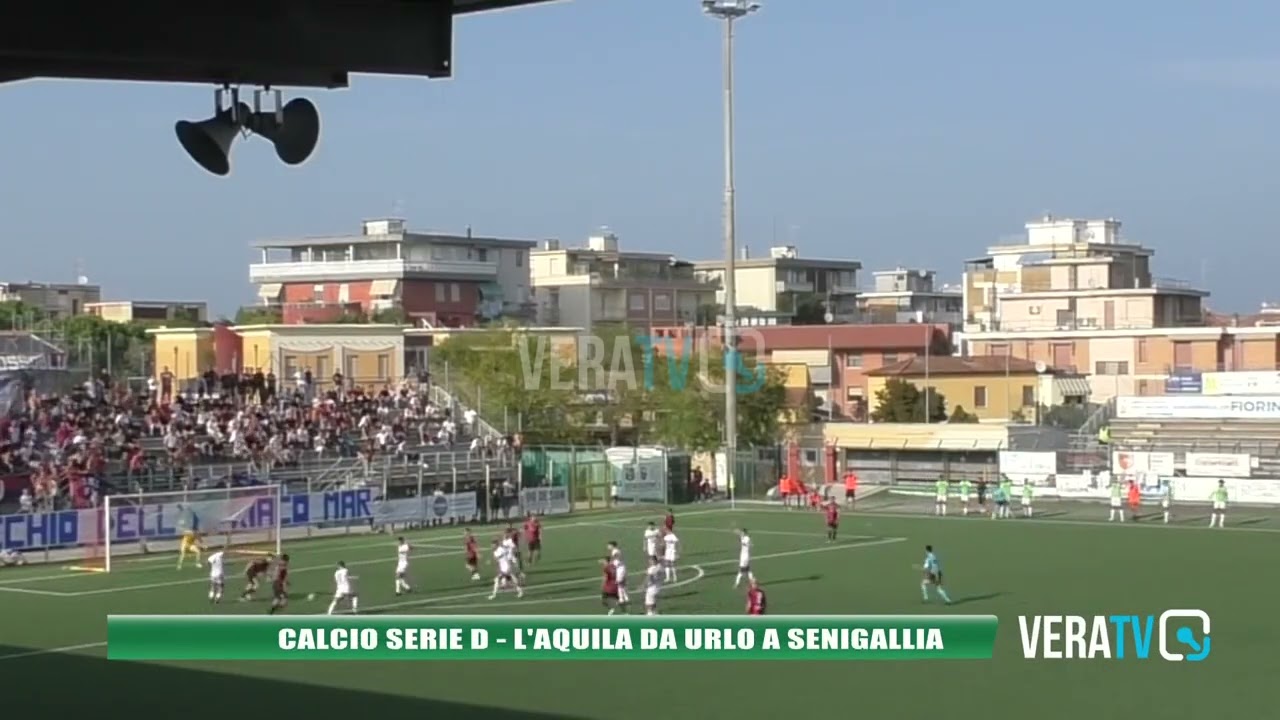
left=715, top=504, right=1280, bottom=534
left=353, top=565, right=711, bottom=612
left=586, top=518, right=854, bottom=539
left=0, top=534, right=904, bottom=661
left=0, top=586, right=75, bottom=597
left=0, top=509, right=672, bottom=588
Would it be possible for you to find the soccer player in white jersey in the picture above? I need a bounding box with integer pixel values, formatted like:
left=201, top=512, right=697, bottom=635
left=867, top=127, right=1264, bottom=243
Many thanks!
left=733, top=529, right=755, bottom=588
left=489, top=539, right=524, bottom=599
left=394, top=537, right=413, bottom=596
left=644, top=557, right=663, bottom=615
left=1161, top=480, right=1173, bottom=524
left=207, top=549, right=226, bottom=603
left=643, top=522, right=661, bottom=560
left=662, top=530, right=679, bottom=583
left=327, top=561, right=359, bottom=615
left=607, top=541, right=630, bottom=609
left=501, top=533, right=524, bottom=579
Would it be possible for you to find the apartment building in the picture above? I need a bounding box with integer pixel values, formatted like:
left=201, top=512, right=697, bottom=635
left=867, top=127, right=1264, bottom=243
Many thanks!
left=0, top=281, right=100, bottom=320
left=962, top=216, right=1280, bottom=399
left=693, top=245, right=861, bottom=325
left=529, top=231, right=719, bottom=330
left=857, top=268, right=963, bottom=331
left=250, top=218, right=536, bottom=327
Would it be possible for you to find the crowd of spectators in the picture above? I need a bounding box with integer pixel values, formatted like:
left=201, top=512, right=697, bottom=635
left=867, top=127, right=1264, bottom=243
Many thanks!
left=0, top=367, right=510, bottom=514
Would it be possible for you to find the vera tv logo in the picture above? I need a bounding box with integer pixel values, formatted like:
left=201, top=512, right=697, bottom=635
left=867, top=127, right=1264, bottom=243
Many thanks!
left=1019, top=610, right=1211, bottom=661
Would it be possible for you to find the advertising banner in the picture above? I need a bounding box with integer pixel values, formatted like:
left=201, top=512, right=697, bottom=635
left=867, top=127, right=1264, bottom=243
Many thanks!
left=1202, top=371, right=1280, bottom=396
left=998, top=451, right=1057, bottom=479
left=1112, top=451, right=1175, bottom=476
left=1115, top=395, right=1280, bottom=420
left=606, top=447, right=667, bottom=503
left=0, top=490, right=478, bottom=551
left=1183, top=453, right=1252, bottom=478
left=519, top=486, right=571, bottom=516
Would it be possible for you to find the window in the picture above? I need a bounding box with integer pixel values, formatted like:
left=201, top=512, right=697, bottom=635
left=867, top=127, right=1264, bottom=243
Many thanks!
left=881, top=353, right=899, bottom=365
left=629, top=293, right=646, bottom=311
left=654, top=294, right=672, bottom=312
left=1094, top=361, right=1129, bottom=375
left=283, top=355, right=299, bottom=379
left=377, top=354, right=391, bottom=380
left=516, top=251, right=524, bottom=267
left=344, top=354, right=358, bottom=380
left=315, top=356, right=330, bottom=379
left=973, top=385, right=988, bottom=408
left=338, top=283, right=349, bottom=303
left=313, top=284, right=325, bottom=298
left=1022, top=385, right=1035, bottom=407
left=1028, top=305, right=1041, bottom=315
left=846, top=353, right=863, bottom=368
left=449, top=283, right=461, bottom=302
left=1137, top=338, right=1149, bottom=363
left=434, top=283, right=445, bottom=302
left=476, top=248, right=488, bottom=262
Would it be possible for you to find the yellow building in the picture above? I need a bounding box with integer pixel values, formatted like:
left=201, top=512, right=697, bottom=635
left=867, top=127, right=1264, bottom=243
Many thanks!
left=149, top=324, right=405, bottom=389
left=865, top=356, right=1046, bottom=422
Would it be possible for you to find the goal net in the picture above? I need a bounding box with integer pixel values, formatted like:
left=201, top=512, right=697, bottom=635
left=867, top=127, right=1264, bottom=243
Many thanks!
left=79, top=485, right=283, bottom=573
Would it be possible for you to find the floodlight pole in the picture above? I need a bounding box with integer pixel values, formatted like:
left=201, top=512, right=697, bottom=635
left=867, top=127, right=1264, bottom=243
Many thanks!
left=703, top=1, right=758, bottom=507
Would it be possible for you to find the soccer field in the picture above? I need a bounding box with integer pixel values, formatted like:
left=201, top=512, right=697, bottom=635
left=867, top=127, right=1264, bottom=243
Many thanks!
left=0, top=498, right=1272, bottom=719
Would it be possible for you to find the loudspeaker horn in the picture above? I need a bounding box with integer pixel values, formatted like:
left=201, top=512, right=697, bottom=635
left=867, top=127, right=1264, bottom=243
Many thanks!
left=250, top=97, right=320, bottom=166
left=175, top=103, right=249, bottom=176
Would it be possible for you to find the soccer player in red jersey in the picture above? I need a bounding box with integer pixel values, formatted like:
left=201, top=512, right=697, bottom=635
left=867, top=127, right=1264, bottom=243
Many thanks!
left=825, top=500, right=839, bottom=542
left=268, top=554, right=290, bottom=614
left=663, top=508, right=675, bottom=532
left=240, top=554, right=273, bottom=601
left=746, top=578, right=766, bottom=615
left=524, top=513, right=543, bottom=565
left=504, top=525, right=524, bottom=573
left=464, top=529, right=480, bottom=581
left=600, top=557, right=621, bottom=615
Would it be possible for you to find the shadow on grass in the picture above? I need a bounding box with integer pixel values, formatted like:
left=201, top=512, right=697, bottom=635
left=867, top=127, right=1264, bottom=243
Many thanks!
left=949, top=592, right=1008, bottom=606
left=2, top=645, right=589, bottom=718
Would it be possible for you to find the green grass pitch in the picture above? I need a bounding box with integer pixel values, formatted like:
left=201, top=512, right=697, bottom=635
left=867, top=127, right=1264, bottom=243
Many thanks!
left=0, top=499, right=1272, bottom=719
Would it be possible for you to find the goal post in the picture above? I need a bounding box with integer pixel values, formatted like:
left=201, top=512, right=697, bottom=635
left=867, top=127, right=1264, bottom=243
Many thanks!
left=90, top=485, right=284, bottom=573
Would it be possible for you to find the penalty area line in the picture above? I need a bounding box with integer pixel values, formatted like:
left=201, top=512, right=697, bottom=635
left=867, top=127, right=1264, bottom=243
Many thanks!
left=0, top=642, right=106, bottom=661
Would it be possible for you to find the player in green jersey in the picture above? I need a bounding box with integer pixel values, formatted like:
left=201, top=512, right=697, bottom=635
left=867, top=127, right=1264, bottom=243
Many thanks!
left=934, top=478, right=949, bottom=516
left=1108, top=479, right=1125, bottom=522
left=1209, top=480, right=1228, bottom=528
left=958, top=478, right=972, bottom=515
left=1021, top=481, right=1034, bottom=518
left=1161, top=479, right=1173, bottom=524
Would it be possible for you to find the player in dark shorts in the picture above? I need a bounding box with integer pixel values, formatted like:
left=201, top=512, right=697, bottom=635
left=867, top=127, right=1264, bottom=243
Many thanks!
left=976, top=479, right=988, bottom=508
left=825, top=501, right=839, bottom=542
left=240, top=554, right=273, bottom=601
left=600, top=557, right=620, bottom=614
left=268, top=554, right=290, bottom=614
left=464, top=528, right=480, bottom=580
left=524, top=513, right=543, bottom=565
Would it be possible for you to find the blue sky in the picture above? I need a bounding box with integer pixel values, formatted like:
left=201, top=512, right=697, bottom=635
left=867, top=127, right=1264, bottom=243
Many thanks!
left=2, top=0, right=1278, bottom=315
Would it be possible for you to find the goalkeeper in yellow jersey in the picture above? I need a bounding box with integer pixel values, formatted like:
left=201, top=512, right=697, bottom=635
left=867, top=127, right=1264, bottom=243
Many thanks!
left=177, top=530, right=205, bottom=569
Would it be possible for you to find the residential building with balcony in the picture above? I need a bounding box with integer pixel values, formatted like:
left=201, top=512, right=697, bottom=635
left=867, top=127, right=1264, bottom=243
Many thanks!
left=649, top=322, right=952, bottom=421
left=529, top=230, right=719, bottom=330
left=0, top=280, right=100, bottom=320
left=857, top=268, right=963, bottom=330
left=250, top=218, right=537, bottom=327
left=86, top=300, right=207, bottom=325
left=962, top=215, right=1280, bottom=399
left=693, top=245, right=861, bottom=325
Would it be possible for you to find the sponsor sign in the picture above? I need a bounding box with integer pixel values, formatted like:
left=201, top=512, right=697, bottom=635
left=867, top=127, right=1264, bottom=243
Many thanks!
left=606, top=447, right=667, bottom=503
left=998, top=451, right=1057, bottom=480
left=1164, top=373, right=1202, bottom=394
left=1169, top=477, right=1280, bottom=505
left=0, top=355, right=46, bottom=371
left=0, top=490, right=478, bottom=551
left=1202, top=371, right=1280, bottom=396
left=1183, top=453, right=1252, bottom=478
left=520, top=486, right=571, bottom=516
left=1112, top=451, right=1175, bottom=476
left=1115, top=395, right=1280, bottom=420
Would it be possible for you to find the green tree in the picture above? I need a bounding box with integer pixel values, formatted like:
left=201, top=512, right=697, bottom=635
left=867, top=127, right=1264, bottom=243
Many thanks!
left=371, top=307, right=407, bottom=324
left=948, top=405, right=980, bottom=423
left=871, top=378, right=949, bottom=423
